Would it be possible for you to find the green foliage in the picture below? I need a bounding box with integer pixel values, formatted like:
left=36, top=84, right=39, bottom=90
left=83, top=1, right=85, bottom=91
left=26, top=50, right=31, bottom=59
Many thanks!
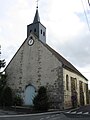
left=0, top=59, right=6, bottom=69
left=0, top=74, right=7, bottom=106
left=0, top=46, right=6, bottom=69
left=0, top=86, right=13, bottom=107
left=13, top=95, right=23, bottom=106
left=0, top=47, right=6, bottom=93
left=33, top=86, right=49, bottom=112
left=0, top=74, right=7, bottom=88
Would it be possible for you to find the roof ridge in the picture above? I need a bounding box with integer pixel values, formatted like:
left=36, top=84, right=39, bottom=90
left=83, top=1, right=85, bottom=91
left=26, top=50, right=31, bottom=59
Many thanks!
left=41, top=42, right=88, bottom=81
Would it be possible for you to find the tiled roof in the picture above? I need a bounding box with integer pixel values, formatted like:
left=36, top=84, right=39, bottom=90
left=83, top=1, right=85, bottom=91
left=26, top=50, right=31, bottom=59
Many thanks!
left=42, top=42, right=88, bottom=81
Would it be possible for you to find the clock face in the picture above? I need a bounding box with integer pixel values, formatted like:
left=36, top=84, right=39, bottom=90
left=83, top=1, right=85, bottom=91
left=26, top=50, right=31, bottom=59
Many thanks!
left=28, top=38, right=34, bottom=46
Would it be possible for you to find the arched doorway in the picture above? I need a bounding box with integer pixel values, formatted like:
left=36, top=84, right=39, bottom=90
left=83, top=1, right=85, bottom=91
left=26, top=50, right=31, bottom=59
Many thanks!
left=24, top=85, right=36, bottom=106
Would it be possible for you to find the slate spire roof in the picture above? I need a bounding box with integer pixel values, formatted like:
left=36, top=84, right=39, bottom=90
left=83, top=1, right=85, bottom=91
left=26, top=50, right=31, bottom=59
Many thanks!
left=33, top=7, right=40, bottom=23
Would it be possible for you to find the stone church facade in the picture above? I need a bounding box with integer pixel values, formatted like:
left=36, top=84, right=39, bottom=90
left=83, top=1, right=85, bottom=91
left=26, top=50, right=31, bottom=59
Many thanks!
left=5, top=8, right=89, bottom=109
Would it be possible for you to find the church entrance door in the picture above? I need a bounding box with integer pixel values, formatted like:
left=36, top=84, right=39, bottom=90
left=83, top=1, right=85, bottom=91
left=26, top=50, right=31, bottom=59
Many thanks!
left=24, top=85, right=36, bottom=105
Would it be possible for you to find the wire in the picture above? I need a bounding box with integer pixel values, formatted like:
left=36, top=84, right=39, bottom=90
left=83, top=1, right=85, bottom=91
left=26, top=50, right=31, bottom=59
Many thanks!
left=81, top=0, right=90, bottom=32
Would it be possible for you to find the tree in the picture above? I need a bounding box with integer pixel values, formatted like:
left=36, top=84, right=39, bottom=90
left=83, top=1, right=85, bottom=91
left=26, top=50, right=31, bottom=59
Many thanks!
left=0, top=46, right=5, bottom=69
left=0, top=86, right=13, bottom=107
left=33, top=86, right=49, bottom=112
left=0, top=73, right=7, bottom=95
left=0, top=46, right=6, bottom=88
left=0, top=46, right=6, bottom=78
left=13, top=95, right=23, bottom=106
left=0, top=46, right=7, bottom=106
left=0, top=71, right=7, bottom=106
left=0, top=59, right=6, bottom=69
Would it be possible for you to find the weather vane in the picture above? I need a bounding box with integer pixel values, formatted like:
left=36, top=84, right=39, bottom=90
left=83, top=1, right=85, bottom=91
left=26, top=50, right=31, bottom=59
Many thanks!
left=36, top=0, right=39, bottom=9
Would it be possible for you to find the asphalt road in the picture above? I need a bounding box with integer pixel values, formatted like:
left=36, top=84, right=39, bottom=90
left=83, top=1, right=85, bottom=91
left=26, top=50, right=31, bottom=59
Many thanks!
left=1, top=105, right=90, bottom=120
left=0, top=113, right=90, bottom=120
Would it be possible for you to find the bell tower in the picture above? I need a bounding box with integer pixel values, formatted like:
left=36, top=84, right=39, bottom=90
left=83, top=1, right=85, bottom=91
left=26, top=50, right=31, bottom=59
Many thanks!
left=27, top=3, right=46, bottom=43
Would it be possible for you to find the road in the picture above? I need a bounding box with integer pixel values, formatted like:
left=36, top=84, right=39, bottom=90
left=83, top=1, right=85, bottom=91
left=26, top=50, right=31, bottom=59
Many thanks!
left=1, top=105, right=90, bottom=120
left=0, top=112, right=90, bottom=120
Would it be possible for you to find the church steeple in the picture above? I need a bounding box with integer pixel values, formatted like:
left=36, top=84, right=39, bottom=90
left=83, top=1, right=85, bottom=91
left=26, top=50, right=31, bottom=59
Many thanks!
left=27, top=4, right=46, bottom=43
left=33, top=7, right=40, bottom=23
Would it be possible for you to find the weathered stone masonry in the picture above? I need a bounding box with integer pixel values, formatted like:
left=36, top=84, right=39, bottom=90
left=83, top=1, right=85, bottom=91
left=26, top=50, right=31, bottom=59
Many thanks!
left=5, top=34, right=64, bottom=109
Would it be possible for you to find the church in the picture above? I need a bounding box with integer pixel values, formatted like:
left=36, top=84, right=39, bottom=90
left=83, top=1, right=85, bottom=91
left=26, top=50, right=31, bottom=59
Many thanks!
left=5, top=6, right=89, bottom=109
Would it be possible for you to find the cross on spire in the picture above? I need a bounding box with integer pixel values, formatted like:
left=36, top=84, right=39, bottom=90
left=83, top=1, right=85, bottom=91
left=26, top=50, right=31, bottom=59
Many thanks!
left=27, top=0, right=46, bottom=43
left=36, top=0, right=39, bottom=9
left=88, top=0, right=90, bottom=6
left=33, top=0, right=40, bottom=23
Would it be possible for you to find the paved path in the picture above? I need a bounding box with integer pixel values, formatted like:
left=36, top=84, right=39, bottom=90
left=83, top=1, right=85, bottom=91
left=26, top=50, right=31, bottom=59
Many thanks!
left=0, top=113, right=90, bottom=120
left=0, top=109, right=18, bottom=115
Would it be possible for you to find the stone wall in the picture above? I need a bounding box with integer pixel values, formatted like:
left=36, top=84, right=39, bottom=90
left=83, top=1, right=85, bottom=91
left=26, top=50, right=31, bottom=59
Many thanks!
left=5, top=34, right=64, bottom=109
left=63, top=68, right=88, bottom=109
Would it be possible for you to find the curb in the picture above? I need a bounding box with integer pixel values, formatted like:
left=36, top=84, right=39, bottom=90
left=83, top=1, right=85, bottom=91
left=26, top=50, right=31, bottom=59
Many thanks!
left=0, top=111, right=62, bottom=118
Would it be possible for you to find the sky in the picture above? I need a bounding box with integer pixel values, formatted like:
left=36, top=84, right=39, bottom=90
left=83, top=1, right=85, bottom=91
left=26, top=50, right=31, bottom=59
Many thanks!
left=0, top=0, right=90, bottom=88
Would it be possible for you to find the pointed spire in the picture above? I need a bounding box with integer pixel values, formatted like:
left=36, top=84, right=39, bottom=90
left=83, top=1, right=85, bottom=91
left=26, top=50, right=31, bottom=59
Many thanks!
left=27, top=0, right=46, bottom=43
left=33, top=4, right=40, bottom=23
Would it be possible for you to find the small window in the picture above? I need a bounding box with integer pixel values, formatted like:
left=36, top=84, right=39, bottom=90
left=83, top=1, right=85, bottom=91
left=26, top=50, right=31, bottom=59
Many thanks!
left=30, top=36, right=33, bottom=39
left=43, top=32, right=45, bottom=36
left=41, top=29, right=42, bottom=34
left=30, top=30, right=32, bottom=33
left=34, top=28, right=36, bottom=32
left=66, top=75, right=69, bottom=90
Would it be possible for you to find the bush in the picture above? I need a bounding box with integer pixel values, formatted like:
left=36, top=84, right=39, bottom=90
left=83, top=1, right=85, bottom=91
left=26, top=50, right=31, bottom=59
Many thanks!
left=1, top=86, right=13, bottom=107
left=13, top=95, right=23, bottom=106
left=33, top=86, right=49, bottom=112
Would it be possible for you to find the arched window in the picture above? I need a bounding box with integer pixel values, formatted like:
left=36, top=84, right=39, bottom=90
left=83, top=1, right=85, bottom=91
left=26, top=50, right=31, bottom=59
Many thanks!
left=66, top=75, right=69, bottom=90
left=30, top=30, right=32, bottom=33
left=34, top=28, right=36, bottom=32
left=41, top=29, right=42, bottom=34
left=43, top=32, right=45, bottom=36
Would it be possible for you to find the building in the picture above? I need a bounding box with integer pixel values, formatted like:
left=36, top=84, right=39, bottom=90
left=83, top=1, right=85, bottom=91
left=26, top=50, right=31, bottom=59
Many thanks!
left=5, top=7, right=89, bottom=109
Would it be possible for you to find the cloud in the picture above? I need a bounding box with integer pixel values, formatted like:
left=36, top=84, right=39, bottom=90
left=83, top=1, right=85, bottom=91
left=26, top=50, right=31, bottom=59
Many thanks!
left=45, top=0, right=90, bottom=68
left=47, top=15, right=90, bottom=68
left=58, top=32, right=90, bottom=68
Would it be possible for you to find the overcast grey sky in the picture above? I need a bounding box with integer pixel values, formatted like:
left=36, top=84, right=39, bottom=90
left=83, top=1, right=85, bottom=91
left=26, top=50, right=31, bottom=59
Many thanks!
left=0, top=0, right=90, bottom=88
